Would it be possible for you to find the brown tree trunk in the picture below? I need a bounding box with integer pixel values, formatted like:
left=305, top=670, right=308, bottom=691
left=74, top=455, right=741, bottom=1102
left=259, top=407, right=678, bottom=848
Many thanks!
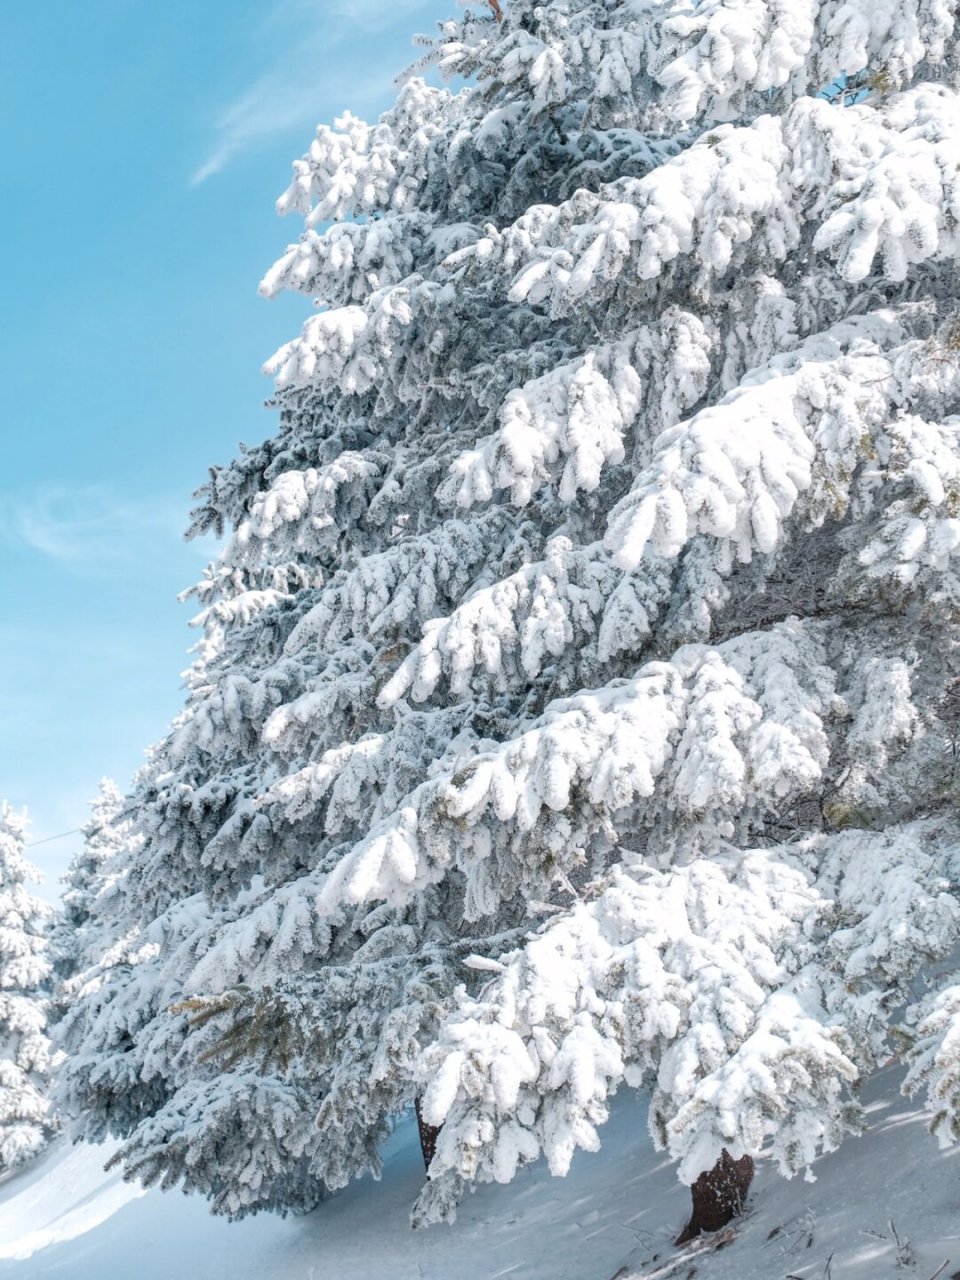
left=676, top=1150, right=754, bottom=1246
left=414, top=1097, right=442, bottom=1171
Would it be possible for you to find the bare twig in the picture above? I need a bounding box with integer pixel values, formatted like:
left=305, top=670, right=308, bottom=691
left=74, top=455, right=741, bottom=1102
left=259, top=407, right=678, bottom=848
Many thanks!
left=889, top=1220, right=915, bottom=1269
left=775, top=1208, right=817, bottom=1257
left=926, top=1261, right=950, bottom=1280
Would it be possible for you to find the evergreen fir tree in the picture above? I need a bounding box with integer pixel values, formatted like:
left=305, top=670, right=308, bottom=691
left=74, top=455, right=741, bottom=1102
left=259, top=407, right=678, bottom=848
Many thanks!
left=62, top=0, right=960, bottom=1228
left=51, top=778, right=130, bottom=985
left=0, top=803, right=57, bottom=1171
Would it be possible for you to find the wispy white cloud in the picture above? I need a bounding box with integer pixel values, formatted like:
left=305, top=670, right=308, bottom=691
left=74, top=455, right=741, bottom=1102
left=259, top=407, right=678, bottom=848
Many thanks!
left=0, top=485, right=210, bottom=570
left=192, top=78, right=324, bottom=186
left=192, top=0, right=440, bottom=185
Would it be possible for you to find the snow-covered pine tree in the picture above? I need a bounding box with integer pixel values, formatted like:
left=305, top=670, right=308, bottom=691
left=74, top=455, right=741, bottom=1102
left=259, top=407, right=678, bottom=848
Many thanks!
left=51, top=778, right=131, bottom=985
left=0, top=803, right=57, bottom=1171
left=51, top=775, right=144, bottom=1113
left=62, top=0, right=960, bottom=1232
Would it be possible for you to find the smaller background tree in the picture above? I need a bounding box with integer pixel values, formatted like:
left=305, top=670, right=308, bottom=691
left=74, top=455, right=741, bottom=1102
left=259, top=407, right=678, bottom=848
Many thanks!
left=51, top=778, right=131, bottom=986
left=0, top=801, right=57, bottom=1172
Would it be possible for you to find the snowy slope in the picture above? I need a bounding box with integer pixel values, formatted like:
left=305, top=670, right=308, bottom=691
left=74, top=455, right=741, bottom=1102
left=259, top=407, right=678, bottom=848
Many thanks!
left=1, top=1067, right=957, bottom=1280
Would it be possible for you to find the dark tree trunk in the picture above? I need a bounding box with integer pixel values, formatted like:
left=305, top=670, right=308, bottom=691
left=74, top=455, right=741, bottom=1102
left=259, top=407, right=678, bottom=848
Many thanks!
left=414, top=1097, right=442, bottom=1171
left=676, top=1150, right=754, bottom=1246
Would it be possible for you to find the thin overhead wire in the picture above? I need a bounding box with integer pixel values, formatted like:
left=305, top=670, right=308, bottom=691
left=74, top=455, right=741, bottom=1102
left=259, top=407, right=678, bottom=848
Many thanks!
left=26, top=828, right=82, bottom=849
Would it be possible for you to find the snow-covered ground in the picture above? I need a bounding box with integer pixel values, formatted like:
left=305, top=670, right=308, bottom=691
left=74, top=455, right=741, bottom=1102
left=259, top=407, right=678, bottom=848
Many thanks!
left=1, top=1066, right=957, bottom=1280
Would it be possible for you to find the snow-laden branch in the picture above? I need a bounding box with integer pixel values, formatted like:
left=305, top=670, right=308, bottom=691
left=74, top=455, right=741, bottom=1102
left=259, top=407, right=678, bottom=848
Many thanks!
left=319, top=622, right=836, bottom=915
left=413, top=851, right=847, bottom=1223
left=384, top=310, right=960, bottom=711
left=473, top=88, right=960, bottom=314
left=415, top=817, right=960, bottom=1221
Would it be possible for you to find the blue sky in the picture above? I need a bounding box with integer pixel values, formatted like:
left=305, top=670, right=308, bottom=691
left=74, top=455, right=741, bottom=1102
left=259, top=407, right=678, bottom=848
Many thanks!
left=0, top=0, right=449, bottom=898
